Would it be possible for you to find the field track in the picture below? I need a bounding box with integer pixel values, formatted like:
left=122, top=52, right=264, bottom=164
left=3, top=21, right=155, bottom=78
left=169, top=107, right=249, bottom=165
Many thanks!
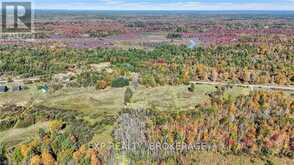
left=191, top=81, right=294, bottom=93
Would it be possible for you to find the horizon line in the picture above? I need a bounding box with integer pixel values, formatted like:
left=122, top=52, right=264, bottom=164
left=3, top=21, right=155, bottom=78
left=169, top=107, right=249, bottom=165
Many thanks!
left=33, top=9, right=294, bottom=11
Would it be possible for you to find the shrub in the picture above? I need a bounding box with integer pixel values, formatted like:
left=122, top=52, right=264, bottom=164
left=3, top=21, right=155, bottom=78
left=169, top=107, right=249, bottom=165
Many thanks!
left=155, top=116, right=168, bottom=125
left=20, top=144, right=31, bottom=158
left=80, top=157, right=91, bottom=165
left=0, top=118, right=17, bottom=131
left=265, top=160, right=274, bottom=165
left=96, top=80, right=108, bottom=90
left=14, top=115, right=35, bottom=128
left=57, top=149, right=74, bottom=164
left=0, top=144, right=5, bottom=156
left=124, top=87, right=133, bottom=105
left=176, top=26, right=187, bottom=33
left=30, top=155, right=41, bottom=165
left=38, top=128, right=47, bottom=139
left=188, top=83, right=195, bottom=92
left=141, top=74, right=156, bottom=87
left=77, top=71, right=103, bottom=87
left=111, top=77, right=129, bottom=88
left=167, top=33, right=182, bottom=39
left=90, top=151, right=100, bottom=165
left=50, top=83, right=63, bottom=92
left=154, top=74, right=166, bottom=86
left=51, top=134, right=74, bottom=154
left=0, top=144, right=7, bottom=165
left=41, top=152, right=55, bottom=165
left=12, top=148, right=24, bottom=163
left=49, top=120, right=64, bottom=133
left=287, top=152, right=294, bottom=159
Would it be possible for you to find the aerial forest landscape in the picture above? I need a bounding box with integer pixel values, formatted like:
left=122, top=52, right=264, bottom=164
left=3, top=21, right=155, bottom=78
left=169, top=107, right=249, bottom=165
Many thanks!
left=0, top=0, right=294, bottom=165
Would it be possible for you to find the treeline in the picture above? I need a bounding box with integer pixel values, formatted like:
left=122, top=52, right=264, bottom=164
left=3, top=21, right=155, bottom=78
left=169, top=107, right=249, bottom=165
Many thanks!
left=0, top=105, right=109, bottom=164
left=113, top=90, right=294, bottom=164
left=0, top=43, right=293, bottom=87
left=147, top=90, right=294, bottom=158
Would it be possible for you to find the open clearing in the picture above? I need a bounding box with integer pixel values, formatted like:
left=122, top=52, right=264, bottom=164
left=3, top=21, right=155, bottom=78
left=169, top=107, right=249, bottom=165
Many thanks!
left=185, top=151, right=294, bottom=165
left=0, top=84, right=250, bottom=113
left=0, top=122, right=49, bottom=146
left=0, top=84, right=250, bottom=146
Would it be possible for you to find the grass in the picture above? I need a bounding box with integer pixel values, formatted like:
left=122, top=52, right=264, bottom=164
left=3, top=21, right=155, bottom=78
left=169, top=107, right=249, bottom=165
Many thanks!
left=0, top=84, right=218, bottom=113
left=0, top=87, right=38, bottom=106
left=90, top=125, right=114, bottom=144
left=132, top=85, right=216, bottom=111
left=225, top=86, right=251, bottom=98
left=0, top=122, right=49, bottom=146
left=1, top=84, right=293, bottom=164
left=0, top=84, right=248, bottom=147
left=42, top=87, right=125, bottom=119
left=183, top=151, right=294, bottom=165
left=0, top=84, right=251, bottom=113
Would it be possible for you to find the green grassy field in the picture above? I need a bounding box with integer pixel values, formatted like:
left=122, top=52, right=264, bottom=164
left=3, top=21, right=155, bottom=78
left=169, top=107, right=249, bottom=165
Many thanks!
left=1, top=85, right=293, bottom=164
left=173, top=151, right=294, bottom=165
left=0, top=84, right=250, bottom=113
left=0, top=84, right=249, bottom=146
left=0, top=122, right=49, bottom=146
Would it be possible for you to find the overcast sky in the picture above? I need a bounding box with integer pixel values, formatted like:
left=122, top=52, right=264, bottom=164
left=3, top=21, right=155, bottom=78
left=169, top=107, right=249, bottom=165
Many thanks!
left=2, top=0, right=294, bottom=10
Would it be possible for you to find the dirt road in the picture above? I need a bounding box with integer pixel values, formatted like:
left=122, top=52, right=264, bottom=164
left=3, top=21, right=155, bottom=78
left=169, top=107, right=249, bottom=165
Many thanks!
left=191, top=81, right=294, bottom=93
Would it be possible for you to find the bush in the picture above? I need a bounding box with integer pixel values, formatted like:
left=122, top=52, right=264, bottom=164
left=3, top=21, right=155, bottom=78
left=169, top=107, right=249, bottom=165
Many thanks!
left=124, top=87, right=133, bottom=105
left=287, top=152, right=294, bottom=159
left=77, top=71, right=103, bottom=87
left=0, top=118, right=17, bottom=131
left=30, top=155, right=41, bottom=165
left=0, top=144, right=5, bottom=156
left=57, top=149, right=74, bottom=164
left=155, top=116, right=168, bottom=125
left=265, top=160, right=274, bottom=165
left=50, top=83, right=63, bottom=92
left=41, top=152, right=55, bottom=165
left=167, top=33, right=182, bottom=39
left=96, top=80, right=108, bottom=90
left=80, top=157, right=91, bottom=165
left=49, top=120, right=64, bottom=133
left=261, top=147, right=273, bottom=157
left=111, top=77, right=129, bottom=88
left=188, top=83, right=195, bottom=92
left=0, top=144, right=7, bottom=165
left=141, top=74, right=157, bottom=87
left=14, top=115, right=35, bottom=128
left=12, top=148, right=23, bottom=163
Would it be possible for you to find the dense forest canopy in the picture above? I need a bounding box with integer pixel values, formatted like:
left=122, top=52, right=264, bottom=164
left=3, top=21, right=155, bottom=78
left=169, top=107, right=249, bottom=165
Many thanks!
left=0, top=44, right=293, bottom=87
